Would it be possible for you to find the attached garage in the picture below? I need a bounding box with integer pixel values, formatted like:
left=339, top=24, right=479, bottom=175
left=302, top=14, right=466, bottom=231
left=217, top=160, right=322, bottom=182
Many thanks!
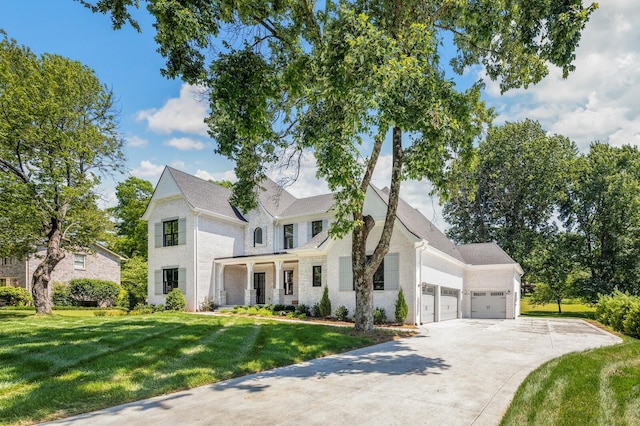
left=440, top=288, right=459, bottom=320
left=471, top=291, right=507, bottom=319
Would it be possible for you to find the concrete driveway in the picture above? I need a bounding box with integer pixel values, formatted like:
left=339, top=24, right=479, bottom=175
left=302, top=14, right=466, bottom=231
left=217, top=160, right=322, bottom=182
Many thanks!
left=47, top=318, right=621, bottom=426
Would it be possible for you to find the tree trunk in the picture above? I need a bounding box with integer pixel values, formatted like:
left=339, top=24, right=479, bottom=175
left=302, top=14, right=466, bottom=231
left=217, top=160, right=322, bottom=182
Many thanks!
left=32, top=223, right=65, bottom=315
left=352, top=126, right=404, bottom=332
left=556, top=299, right=562, bottom=314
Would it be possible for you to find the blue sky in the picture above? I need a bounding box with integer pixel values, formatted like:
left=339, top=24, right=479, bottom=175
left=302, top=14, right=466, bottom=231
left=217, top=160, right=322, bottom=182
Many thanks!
left=1, top=1, right=638, bottom=226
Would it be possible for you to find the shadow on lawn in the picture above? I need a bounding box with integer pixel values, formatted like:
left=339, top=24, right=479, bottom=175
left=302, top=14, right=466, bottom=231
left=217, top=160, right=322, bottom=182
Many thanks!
left=521, top=311, right=595, bottom=319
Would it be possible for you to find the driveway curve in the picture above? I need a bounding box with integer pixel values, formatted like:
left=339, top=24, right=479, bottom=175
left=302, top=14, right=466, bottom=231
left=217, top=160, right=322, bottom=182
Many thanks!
left=47, top=318, right=621, bottom=426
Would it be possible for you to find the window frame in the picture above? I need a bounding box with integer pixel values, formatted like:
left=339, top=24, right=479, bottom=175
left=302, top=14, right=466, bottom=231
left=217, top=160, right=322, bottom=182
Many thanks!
left=284, top=269, right=294, bottom=295
left=283, top=224, right=294, bottom=249
left=253, top=227, right=263, bottom=246
left=312, top=265, right=322, bottom=287
left=311, top=220, right=323, bottom=238
left=163, top=268, right=179, bottom=294
left=163, top=219, right=179, bottom=247
left=73, top=254, right=86, bottom=270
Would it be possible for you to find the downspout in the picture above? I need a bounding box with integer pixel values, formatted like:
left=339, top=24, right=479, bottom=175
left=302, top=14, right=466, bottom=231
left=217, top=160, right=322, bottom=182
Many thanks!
left=194, top=213, right=199, bottom=312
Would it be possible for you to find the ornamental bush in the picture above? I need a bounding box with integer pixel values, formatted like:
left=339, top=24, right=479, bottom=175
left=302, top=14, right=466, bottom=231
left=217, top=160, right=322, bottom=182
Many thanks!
left=596, top=290, right=637, bottom=332
left=165, top=288, right=186, bottom=311
left=318, top=286, right=331, bottom=317
left=0, top=286, right=32, bottom=306
left=52, top=282, right=74, bottom=306
left=395, top=288, right=409, bottom=324
left=374, top=307, right=387, bottom=325
left=68, top=279, right=120, bottom=307
left=335, top=305, right=349, bottom=321
left=623, top=300, right=640, bottom=339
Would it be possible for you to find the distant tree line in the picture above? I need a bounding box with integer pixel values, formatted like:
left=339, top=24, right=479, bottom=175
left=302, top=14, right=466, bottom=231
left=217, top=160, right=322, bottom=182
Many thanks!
left=443, top=119, right=640, bottom=310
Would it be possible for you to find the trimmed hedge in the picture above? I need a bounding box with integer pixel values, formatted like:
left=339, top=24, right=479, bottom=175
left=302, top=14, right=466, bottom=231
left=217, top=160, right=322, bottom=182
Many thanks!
left=68, top=279, right=120, bottom=307
left=596, top=290, right=640, bottom=338
left=0, top=286, right=32, bottom=306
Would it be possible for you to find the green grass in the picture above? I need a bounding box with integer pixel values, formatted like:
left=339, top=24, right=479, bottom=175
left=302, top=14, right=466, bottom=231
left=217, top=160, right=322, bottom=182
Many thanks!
left=0, top=310, right=401, bottom=425
left=520, top=296, right=596, bottom=319
left=501, top=337, right=640, bottom=426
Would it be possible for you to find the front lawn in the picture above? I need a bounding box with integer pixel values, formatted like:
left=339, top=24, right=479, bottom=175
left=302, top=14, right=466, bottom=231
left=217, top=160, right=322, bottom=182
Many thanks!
left=0, top=310, right=404, bottom=425
left=520, top=296, right=596, bottom=319
left=501, top=337, right=640, bottom=425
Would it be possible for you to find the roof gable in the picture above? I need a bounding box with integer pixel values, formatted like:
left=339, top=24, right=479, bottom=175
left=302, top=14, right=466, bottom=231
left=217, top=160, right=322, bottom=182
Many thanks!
left=456, top=243, right=518, bottom=266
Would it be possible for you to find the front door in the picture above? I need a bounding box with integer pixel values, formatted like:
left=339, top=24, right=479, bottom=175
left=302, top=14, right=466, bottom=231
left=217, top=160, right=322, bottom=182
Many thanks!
left=254, top=272, right=265, bottom=304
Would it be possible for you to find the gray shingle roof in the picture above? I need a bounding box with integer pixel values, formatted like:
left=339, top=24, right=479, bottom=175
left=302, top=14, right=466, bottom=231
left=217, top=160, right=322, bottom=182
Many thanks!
left=166, top=167, right=246, bottom=222
left=257, top=178, right=297, bottom=217
left=456, top=243, right=517, bottom=265
left=279, top=193, right=335, bottom=217
left=372, top=186, right=465, bottom=262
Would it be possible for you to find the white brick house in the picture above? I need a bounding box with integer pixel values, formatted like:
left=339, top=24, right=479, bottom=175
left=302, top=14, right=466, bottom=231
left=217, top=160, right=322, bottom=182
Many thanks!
left=143, top=166, right=523, bottom=323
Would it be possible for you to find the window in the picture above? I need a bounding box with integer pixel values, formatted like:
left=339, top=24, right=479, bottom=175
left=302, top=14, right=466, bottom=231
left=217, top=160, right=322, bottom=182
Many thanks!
left=339, top=253, right=399, bottom=291
left=368, top=255, right=385, bottom=290
left=311, top=220, right=323, bottom=237
left=74, top=254, right=86, bottom=270
left=163, top=220, right=179, bottom=247
left=283, top=224, right=294, bottom=249
left=284, top=270, right=294, bottom=295
left=163, top=268, right=179, bottom=294
left=312, top=265, right=322, bottom=287
left=1, top=277, right=19, bottom=287
left=254, top=227, right=263, bottom=246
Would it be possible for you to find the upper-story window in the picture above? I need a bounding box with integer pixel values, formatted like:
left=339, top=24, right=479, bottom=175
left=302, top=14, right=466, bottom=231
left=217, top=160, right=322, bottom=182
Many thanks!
left=163, top=219, right=179, bottom=247
left=311, top=220, right=323, bottom=237
left=283, top=224, right=294, bottom=249
left=254, top=227, right=263, bottom=246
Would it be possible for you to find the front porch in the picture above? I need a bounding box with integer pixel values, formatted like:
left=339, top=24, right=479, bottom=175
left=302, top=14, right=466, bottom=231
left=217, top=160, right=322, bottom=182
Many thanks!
left=214, top=253, right=300, bottom=306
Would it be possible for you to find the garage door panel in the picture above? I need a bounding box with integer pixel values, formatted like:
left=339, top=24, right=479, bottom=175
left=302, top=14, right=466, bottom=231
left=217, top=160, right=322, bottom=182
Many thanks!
left=471, top=291, right=506, bottom=319
left=440, top=288, right=459, bottom=321
left=421, top=285, right=435, bottom=323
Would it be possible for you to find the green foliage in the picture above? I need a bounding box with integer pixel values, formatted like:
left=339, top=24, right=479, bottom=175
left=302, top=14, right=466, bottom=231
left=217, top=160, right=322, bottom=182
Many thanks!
left=318, top=287, right=332, bottom=318
left=68, top=279, right=121, bottom=307
left=120, top=256, right=148, bottom=309
left=0, top=286, right=32, bottom=306
left=623, top=300, right=640, bottom=339
left=165, top=289, right=186, bottom=312
left=335, top=305, right=349, bottom=322
left=52, top=282, right=74, bottom=307
left=108, top=177, right=153, bottom=259
left=296, top=304, right=311, bottom=316
left=596, top=290, right=640, bottom=333
left=394, top=288, right=409, bottom=324
left=199, top=296, right=218, bottom=312
left=373, top=307, right=387, bottom=325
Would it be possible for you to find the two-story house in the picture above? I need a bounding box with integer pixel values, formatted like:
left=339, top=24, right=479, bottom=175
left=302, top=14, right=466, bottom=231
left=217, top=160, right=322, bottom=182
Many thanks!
left=143, top=166, right=523, bottom=323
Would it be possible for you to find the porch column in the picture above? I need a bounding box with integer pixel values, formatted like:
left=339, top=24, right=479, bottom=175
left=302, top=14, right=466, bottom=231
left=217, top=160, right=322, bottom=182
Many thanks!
left=272, top=260, right=284, bottom=305
left=245, top=262, right=255, bottom=305
left=217, top=264, right=226, bottom=305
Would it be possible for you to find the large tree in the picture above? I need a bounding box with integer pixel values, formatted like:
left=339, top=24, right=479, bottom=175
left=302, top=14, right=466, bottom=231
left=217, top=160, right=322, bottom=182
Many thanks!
left=83, top=0, right=596, bottom=330
left=0, top=33, right=124, bottom=314
left=443, top=119, right=578, bottom=275
left=109, top=176, right=154, bottom=259
left=560, top=142, right=640, bottom=300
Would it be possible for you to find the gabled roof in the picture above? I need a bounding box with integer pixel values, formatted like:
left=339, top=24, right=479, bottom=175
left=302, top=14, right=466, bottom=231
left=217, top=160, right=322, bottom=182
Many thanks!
left=256, top=178, right=297, bottom=217
left=372, top=186, right=465, bottom=262
left=165, top=167, right=246, bottom=222
left=456, top=243, right=518, bottom=266
left=279, top=193, right=335, bottom=218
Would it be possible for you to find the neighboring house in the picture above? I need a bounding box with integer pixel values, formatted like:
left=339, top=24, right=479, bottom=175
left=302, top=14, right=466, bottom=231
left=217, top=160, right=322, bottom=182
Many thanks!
left=143, top=166, right=523, bottom=323
left=0, top=244, right=123, bottom=295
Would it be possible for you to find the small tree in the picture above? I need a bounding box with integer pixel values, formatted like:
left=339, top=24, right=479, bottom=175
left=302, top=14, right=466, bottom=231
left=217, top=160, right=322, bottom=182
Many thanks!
left=395, top=288, right=409, bottom=324
left=318, top=286, right=332, bottom=318
left=120, top=256, right=148, bottom=309
left=165, top=289, right=186, bottom=312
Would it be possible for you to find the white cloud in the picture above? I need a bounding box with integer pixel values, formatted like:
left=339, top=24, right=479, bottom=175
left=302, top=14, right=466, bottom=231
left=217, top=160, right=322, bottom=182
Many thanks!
left=195, top=169, right=237, bottom=183
left=126, top=135, right=148, bottom=148
left=131, top=160, right=165, bottom=183
left=171, top=160, right=186, bottom=170
left=137, top=84, right=209, bottom=136
left=165, top=137, right=210, bottom=151
left=484, top=0, right=640, bottom=150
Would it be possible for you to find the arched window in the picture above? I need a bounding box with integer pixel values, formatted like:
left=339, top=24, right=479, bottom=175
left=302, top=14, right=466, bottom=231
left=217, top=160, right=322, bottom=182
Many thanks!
left=254, top=227, right=263, bottom=246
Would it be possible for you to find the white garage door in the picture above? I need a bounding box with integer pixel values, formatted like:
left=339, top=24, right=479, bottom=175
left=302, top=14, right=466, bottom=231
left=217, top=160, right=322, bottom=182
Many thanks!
left=440, top=288, right=459, bottom=321
left=471, top=291, right=507, bottom=319
left=421, top=284, right=435, bottom=323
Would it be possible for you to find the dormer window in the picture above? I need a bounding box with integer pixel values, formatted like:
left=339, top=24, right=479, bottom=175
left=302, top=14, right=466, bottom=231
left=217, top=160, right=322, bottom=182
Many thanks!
left=254, top=227, right=263, bottom=246
left=311, top=220, right=323, bottom=237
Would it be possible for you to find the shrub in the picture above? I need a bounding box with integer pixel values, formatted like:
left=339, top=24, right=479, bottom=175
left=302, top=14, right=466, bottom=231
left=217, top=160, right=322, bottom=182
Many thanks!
left=120, top=256, right=148, bottom=308
left=152, top=303, right=166, bottom=313
left=199, top=296, right=218, bottom=312
left=395, top=288, right=409, bottom=324
left=311, top=302, right=321, bottom=317
left=374, top=307, right=387, bottom=325
left=0, top=286, right=32, bottom=306
left=318, top=286, right=332, bottom=317
left=623, top=300, right=640, bottom=338
left=296, top=303, right=311, bottom=316
left=68, top=279, right=120, bottom=307
left=165, top=288, right=186, bottom=311
left=297, top=313, right=307, bottom=320
left=596, top=290, right=638, bottom=332
left=52, top=282, right=74, bottom=306
left=335, top=305, right=349, bottom=321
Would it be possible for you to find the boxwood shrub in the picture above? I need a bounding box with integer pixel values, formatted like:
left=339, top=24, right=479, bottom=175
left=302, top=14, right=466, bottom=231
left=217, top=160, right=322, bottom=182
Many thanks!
left=0, top=286, right=32, bottom=306
left=68, top=279, right=120, bottom=307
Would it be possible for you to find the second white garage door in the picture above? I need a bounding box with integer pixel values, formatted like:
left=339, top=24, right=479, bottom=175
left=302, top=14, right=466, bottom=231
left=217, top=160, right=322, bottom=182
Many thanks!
left=440, top=288, right=459, bottom=321
left=471, top=291, right=507, bottom=319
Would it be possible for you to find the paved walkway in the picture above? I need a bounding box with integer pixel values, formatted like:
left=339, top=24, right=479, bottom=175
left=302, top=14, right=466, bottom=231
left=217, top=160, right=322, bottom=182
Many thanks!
left=46, top=318, right=621, bottom=426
